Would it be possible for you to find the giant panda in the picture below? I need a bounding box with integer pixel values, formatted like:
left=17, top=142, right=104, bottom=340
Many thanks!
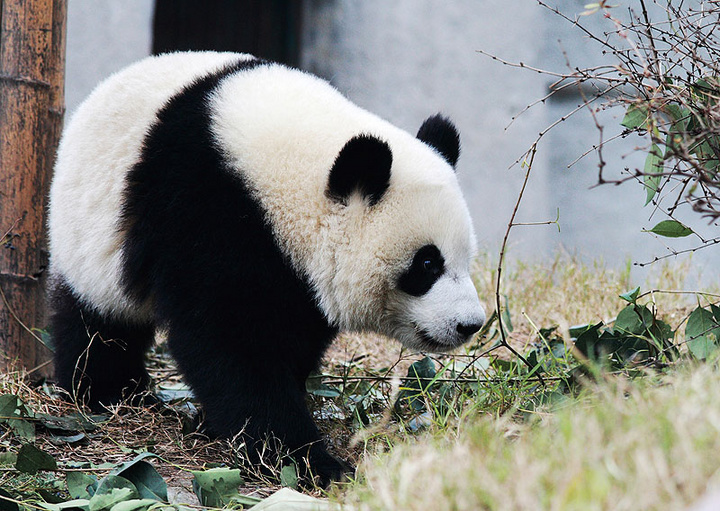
left=48, top=51, right=485, bottom=486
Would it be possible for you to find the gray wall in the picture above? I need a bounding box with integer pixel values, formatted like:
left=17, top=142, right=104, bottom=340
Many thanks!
left=65, top=1, right=717, bottom=273
left=65, top=0, right=153, bottom=113
left=301, top=0, right=717, bottom=274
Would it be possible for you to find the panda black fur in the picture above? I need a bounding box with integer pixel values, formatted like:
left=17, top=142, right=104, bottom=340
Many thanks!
left=48, top=52, right=485, bottom=485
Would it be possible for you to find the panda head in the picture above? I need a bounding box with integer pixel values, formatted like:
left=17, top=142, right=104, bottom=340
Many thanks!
left=322, top=115, right=486, bottom=352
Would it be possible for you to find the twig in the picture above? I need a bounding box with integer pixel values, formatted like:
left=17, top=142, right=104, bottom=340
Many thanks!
left=638, top=288, right=720, bottom=300
left=496, top=1, right=720, bottom=256
left=495, top=143, right=546, bottom=386
left=318, top=375, right=567, bottom=386
left=634, top=236, right=720, bottom=267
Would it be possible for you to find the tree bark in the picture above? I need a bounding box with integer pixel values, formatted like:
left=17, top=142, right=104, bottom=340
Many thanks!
left=0, top=0, right=66, bottom=376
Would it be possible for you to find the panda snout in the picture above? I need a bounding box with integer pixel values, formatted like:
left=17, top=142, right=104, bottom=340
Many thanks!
left=456, top=321, right=483, bottom=338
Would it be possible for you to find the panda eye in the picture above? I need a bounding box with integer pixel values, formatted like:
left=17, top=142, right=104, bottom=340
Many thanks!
left=422, top=257, right=441, bottom=274
left=398, top=244, right=445, bottom=297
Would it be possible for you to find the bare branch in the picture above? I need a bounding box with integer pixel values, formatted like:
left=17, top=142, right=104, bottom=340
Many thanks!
left=494, top=1, right=720, bottom=256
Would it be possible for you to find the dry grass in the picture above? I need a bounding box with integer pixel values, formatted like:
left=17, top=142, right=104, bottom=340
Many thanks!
left=345, top=360, right=720, bottom=510
left=1, top=252, right=712, bottom=508
left=477, top=252, right=698, bottom=344
left=334, top=253, right=720, bottom=510
left=327, top=251, right=698, bottom=370
left=0, top=368, right=281, bottom=503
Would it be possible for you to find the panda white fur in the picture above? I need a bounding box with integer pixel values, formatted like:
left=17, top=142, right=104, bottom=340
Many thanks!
left=48, top=51, right=485, bottom=485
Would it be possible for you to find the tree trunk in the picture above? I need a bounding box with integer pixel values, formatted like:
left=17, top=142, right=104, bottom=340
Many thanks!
left=0, top=0, right=66, bottom=376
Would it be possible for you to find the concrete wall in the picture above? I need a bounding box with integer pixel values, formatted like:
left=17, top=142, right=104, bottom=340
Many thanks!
left=64, top=1, right=716, bottom=272
left=65, top=0, right=153, bottom=113
left=301, top=0, right=717, bottom=273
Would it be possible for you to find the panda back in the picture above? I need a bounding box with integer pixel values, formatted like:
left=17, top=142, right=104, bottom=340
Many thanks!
left=48, top=52, right=254, bottom=318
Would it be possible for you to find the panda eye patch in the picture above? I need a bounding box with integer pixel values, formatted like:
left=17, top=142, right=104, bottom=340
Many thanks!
left=398, top=244, right=445, bottom=296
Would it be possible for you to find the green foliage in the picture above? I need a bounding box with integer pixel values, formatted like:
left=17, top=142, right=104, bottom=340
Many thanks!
left=644, top=220, right=693, bottom=238
left=620, top=103, right=649, bottom=130
left=643, top=144, right=663, bottom=205
left=0, top=439, right=271, bottom=511
left=279, top=464, right=299, bottom=490
left=621, top=78, right=720, bottom=224
left=107, top=453, right=168, bottom=502
left=685, top=305, right=720, bottom=360
left=191, top=467, right=260, bottom=508
left=573, top=297, right=675, bottom=369
left=0, top=394, right=36, bottom=441
left=517, top=3, right=720, bottom=250
left=609, top=6, right=720, bottom=241
left=351, top=361, right=720, bottom=510
left=395, top=357, right=438, bottom=413
left=306, top=373, right=341, bottom=398
left=15, top=444, right=57, bottom=475
left=299, top=283, right=719, bottom=445
left=65, top=472, right=98, bottom=500
left=0, top=264, right=716, bottom=510
left=59, top=454, right=171, bottom=511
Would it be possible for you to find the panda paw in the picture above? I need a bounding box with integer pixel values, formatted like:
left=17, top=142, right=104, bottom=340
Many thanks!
left=304, top=450, right=355, bottom=488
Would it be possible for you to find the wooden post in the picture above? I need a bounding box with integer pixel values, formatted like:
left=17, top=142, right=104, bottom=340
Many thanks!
left=0, top=0, right=66, bottom=376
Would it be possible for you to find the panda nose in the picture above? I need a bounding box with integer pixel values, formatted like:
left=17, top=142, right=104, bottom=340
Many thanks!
left=456, top=322, right=483, bottom=337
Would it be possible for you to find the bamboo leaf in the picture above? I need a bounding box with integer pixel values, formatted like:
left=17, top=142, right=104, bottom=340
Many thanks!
left=66, top=472, right=98, bottom=500
left=15, top=444, right=57, bottom=475
left=0, top=394, right=35, bottom=440
left=280, top=464, right=299, bottom=489
left=192, top=468, right=244, bottom=508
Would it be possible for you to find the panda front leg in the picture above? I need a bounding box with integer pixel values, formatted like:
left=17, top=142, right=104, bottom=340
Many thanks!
left=166, top=326, right=352, bottom=487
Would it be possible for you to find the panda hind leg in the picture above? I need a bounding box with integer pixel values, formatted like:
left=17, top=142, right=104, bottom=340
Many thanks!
left=49, top=277, right=155, bottom=410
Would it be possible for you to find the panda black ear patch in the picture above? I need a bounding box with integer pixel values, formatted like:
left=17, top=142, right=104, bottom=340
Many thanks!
left=416, top=114, right=461, bottom=169
left=327, top=135, right=393, bottom=206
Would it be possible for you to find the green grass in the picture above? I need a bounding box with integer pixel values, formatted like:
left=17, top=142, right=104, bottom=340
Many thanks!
left=333, top=254, right=720, bottom=510
left=2, top=253, right=718, bottom=510
left=344, top=359, right=720, bottom=510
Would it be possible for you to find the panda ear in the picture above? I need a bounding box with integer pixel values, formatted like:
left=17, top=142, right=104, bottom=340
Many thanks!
left=327, top=135, right=393, bottom=206
left=416, top=114, right=461, bottom=169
